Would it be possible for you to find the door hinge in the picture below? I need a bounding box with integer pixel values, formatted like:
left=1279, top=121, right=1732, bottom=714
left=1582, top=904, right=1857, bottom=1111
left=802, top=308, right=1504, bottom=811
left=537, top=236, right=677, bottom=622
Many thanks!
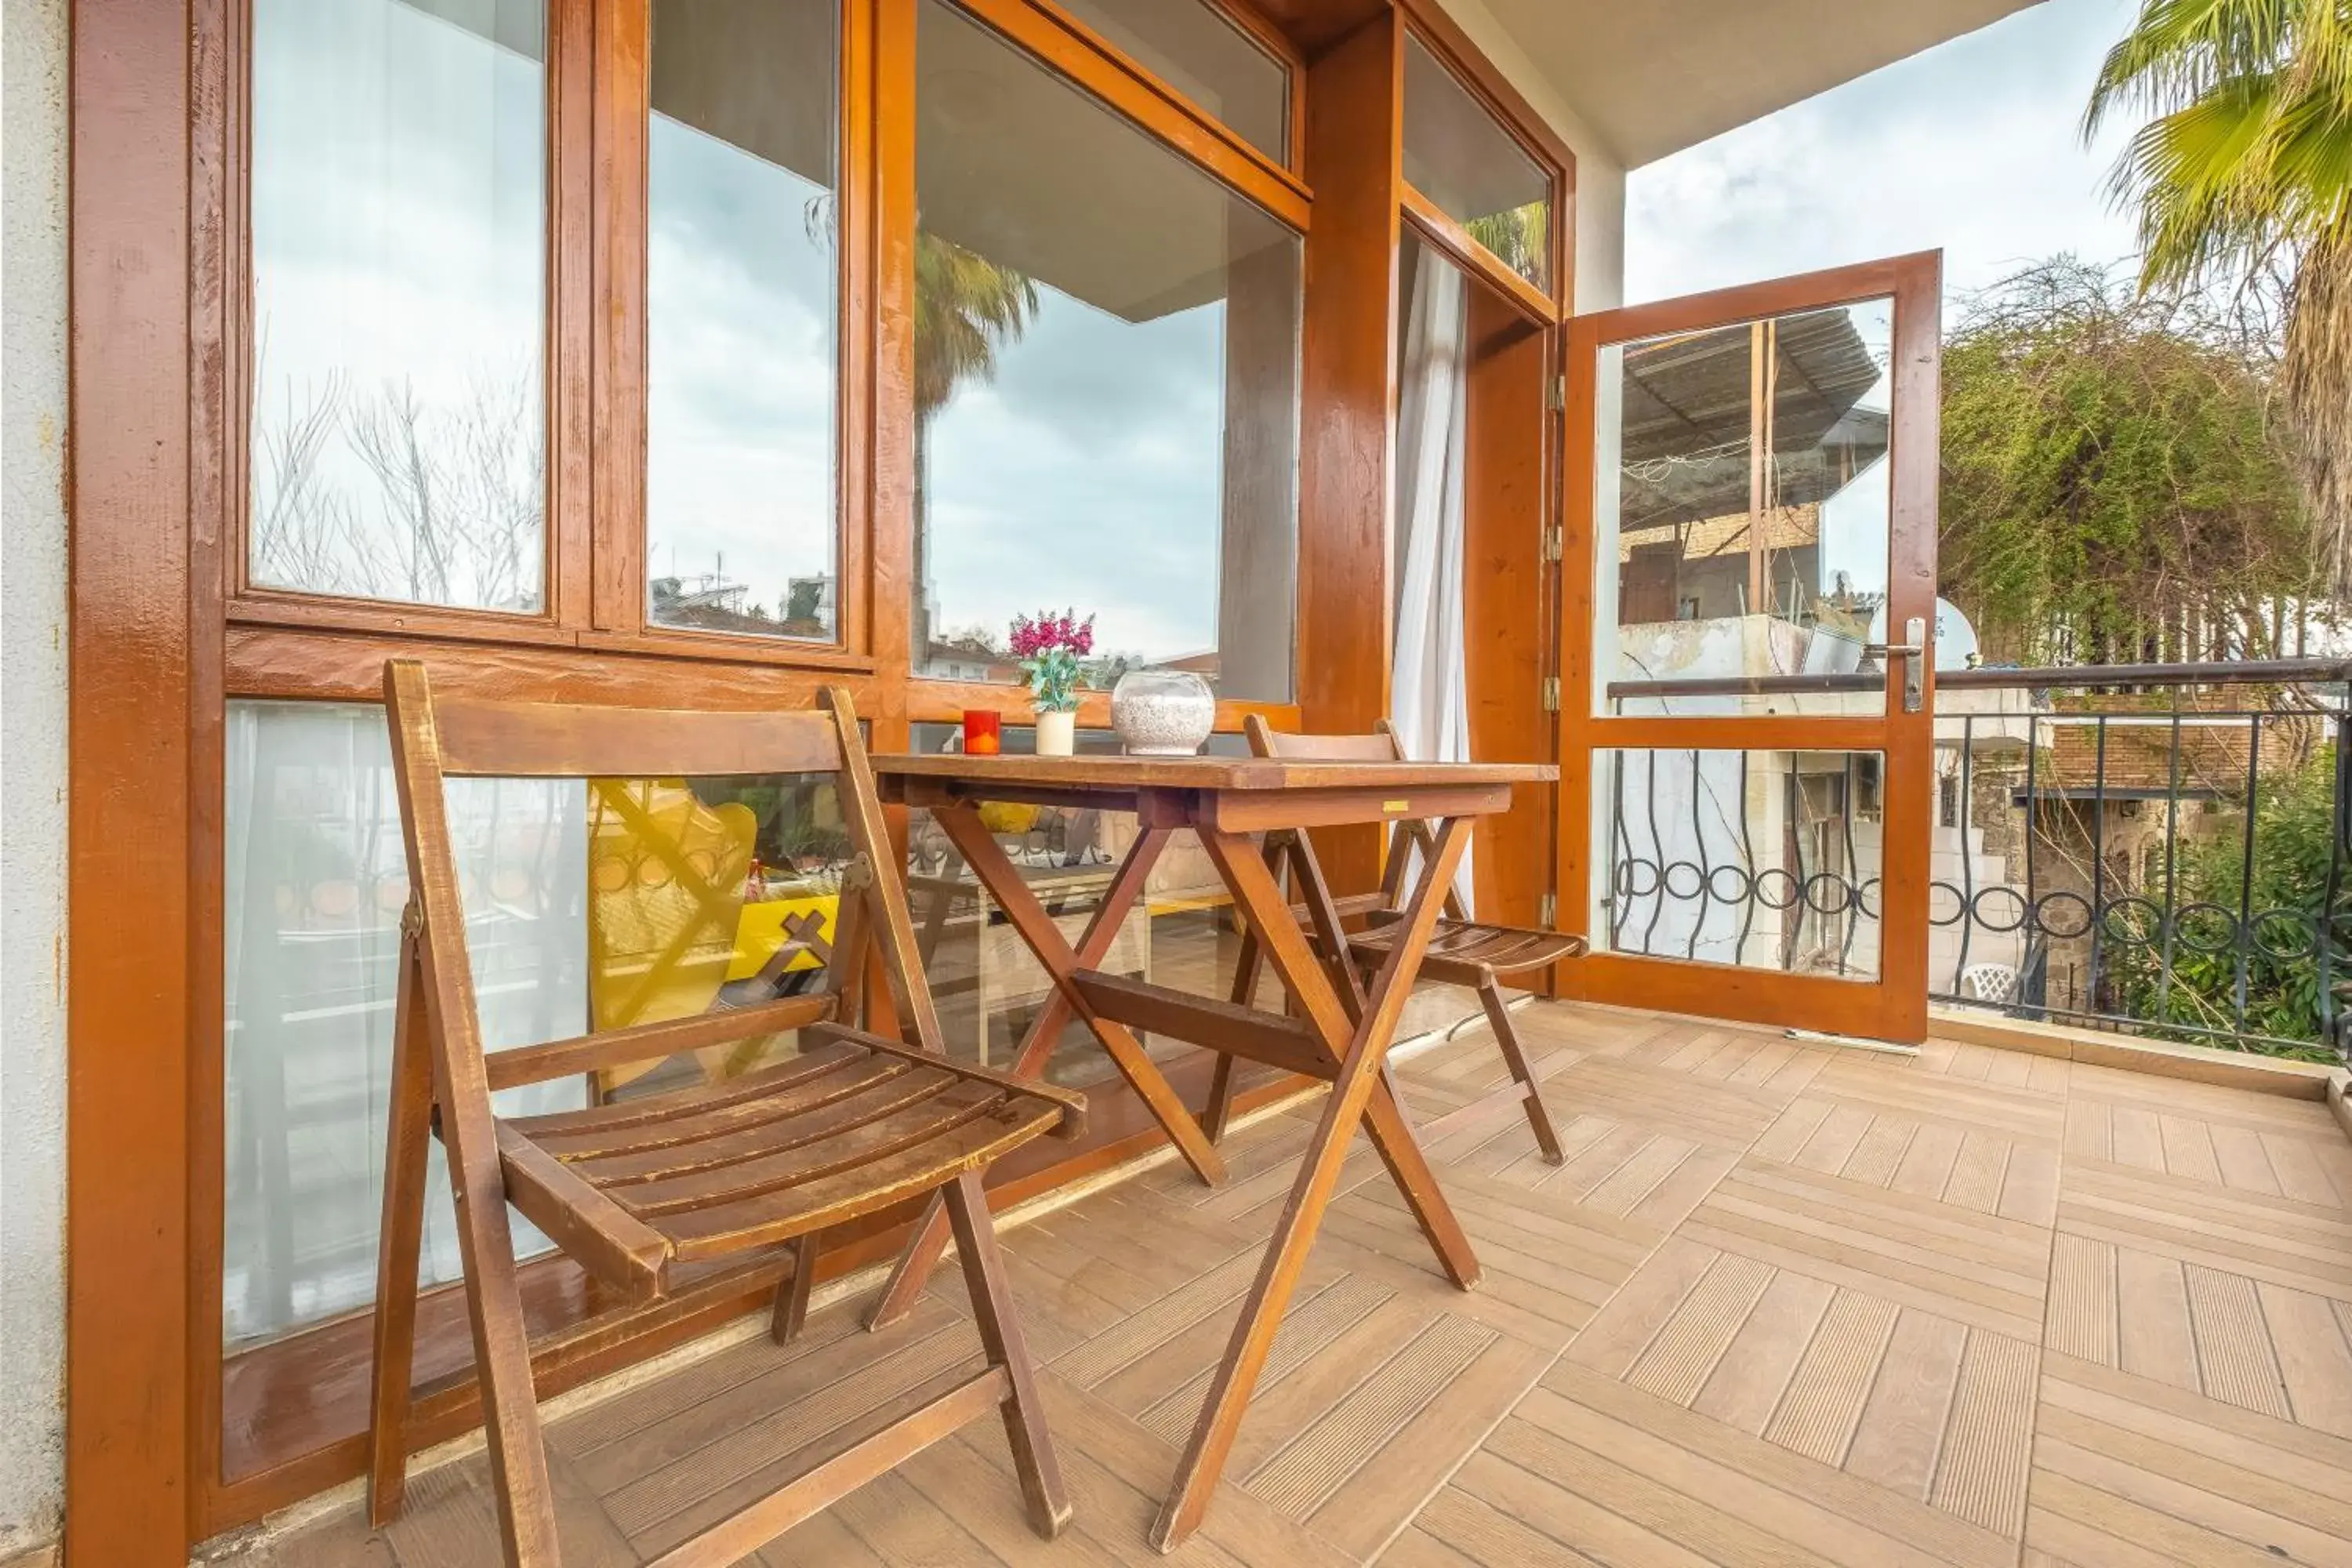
left=1545, top=374, right=1567, bottom=412
left=1542, top=524, right=1565, bottom=563
left=1541, top=676, right=1561, bottom=712
left=1539, top=891, right=1557, bottom=927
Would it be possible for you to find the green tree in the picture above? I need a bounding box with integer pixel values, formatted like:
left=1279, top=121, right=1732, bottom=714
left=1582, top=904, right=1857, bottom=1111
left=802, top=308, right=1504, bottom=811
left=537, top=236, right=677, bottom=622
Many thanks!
left=1938, top=258, right=2317, bottom=663
left=2104, top=747, right=2349, bottom=1059
left=1465, top=202, right=1550, bottom=285
left=2086, top=0, right=2352, bottom=594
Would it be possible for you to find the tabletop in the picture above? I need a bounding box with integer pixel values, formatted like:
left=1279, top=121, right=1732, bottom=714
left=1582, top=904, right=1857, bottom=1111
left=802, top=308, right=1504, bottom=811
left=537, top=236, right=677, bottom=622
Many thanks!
left=869, top=752, right=1557, bottom=792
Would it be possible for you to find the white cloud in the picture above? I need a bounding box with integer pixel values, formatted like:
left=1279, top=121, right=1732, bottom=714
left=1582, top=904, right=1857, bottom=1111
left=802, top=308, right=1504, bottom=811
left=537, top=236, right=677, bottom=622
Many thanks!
left=1627, top=0, right=2145, bottom=305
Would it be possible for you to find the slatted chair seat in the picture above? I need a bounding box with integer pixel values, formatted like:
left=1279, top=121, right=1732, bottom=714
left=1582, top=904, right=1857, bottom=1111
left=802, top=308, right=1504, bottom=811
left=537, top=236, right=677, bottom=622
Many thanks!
left=501, top=1023, right=1069, bottom=1270
left=1200, top=716, right=1580, bottom=1163
left=1347, top=917, right=1586, bottom=982
left=368, top=662, right=1078, bottom=1567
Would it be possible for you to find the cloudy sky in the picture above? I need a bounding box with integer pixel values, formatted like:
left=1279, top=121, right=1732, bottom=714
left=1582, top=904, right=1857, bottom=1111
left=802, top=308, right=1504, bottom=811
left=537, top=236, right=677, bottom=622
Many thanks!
left=1625, top=0, right=2145, bottom=307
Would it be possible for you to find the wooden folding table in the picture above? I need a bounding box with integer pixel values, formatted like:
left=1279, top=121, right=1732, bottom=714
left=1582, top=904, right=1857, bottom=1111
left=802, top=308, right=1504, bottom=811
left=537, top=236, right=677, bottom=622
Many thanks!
left=860, top=752, right=1555, bottom=1551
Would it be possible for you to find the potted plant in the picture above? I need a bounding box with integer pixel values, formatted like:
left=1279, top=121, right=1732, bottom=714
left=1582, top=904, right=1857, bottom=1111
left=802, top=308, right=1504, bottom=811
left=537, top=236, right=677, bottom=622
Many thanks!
left=1010, top=608, right=1092, bottom=757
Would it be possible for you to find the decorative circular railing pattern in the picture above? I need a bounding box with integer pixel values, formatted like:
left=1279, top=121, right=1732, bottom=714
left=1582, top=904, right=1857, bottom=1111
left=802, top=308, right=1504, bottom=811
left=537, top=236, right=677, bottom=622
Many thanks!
left=1605, top=749, right=1883, bottom=978
left=1601, top=699, right=2352, bottom=1057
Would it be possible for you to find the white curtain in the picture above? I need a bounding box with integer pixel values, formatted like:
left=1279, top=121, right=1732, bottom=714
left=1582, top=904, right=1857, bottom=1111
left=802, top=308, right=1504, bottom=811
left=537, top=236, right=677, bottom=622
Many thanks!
left=1392, top=249, right=1476, bottom=914
left=223, top=701, right=586, bottom=1347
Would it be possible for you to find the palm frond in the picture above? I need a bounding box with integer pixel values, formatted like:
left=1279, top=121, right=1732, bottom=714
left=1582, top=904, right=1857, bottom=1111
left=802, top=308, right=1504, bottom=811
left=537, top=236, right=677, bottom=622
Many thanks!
left=2087, top=0, right=2352, bottom=593
left=2085, top=0, right=2296, bottom=137
left=913, top=234, right=1039, bottom=415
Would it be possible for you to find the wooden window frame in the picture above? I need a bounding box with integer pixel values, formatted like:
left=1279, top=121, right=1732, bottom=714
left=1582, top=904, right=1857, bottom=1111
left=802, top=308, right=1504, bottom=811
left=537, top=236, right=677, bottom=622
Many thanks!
left=1016, top=0, right=1311, bottom=192
left=1395, top=0, right=1575, bottom=325
left=67, top=0, right=1595, bottom=1555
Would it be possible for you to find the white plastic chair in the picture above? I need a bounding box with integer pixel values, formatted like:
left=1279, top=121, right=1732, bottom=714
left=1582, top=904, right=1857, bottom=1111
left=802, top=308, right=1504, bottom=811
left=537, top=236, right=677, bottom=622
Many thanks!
left=1958, top=961, right=2020, bottom=1004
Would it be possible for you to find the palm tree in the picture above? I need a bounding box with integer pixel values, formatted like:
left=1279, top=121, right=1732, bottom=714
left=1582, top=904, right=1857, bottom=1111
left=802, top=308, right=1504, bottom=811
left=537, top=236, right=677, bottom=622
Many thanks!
left=806, top=195, right=1036, bottom=653
left=914, top=234, right=1038, bottom=416
left=911, top=232, right=1038, bottom=659
left=2085, top=0, right=2352, bottom=593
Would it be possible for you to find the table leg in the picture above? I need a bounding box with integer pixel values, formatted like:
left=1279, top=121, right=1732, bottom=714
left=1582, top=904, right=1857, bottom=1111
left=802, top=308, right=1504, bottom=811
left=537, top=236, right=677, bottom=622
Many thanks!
left=931, top=806, right=1224, bottom=1185
left=1201, top=834, right=1283, bottom=1144
left=867, top=811, right=1222, bottom=1331
left=1156, top=821, right=1472, bottom=1551
left=1197, top=826, right=1477, bottom=1284
left=1282, top=830, right=1369, bottom=1023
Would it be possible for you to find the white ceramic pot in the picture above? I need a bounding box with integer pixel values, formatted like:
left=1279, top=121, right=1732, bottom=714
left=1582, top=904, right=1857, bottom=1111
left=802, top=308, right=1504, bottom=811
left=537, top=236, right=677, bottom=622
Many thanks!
left=1033, top=709, right=1076, bottom=757
left=1111, top=668, right=1216, bottom=756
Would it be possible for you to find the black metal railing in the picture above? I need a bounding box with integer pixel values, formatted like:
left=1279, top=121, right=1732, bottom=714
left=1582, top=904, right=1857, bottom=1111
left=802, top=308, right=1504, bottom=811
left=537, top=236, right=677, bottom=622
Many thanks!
left=1606, top=749, right=1882, bottom=977
left=1601, top=659, right=2352, bottom=1060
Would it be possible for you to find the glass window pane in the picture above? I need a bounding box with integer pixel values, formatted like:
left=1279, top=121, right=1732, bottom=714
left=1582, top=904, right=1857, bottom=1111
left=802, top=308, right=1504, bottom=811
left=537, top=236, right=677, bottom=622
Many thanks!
left=222, top=699, right=862, bottom=1347
left=1051, top=0, right=1289, bottom=163
left=1402, top=33, right=1552, bottom=295
left=1593, top=300, right=1894, bottom=718
left=646, top=0, right=842, bottom=642
left=586, top=771, right=857, bottom=1095
left=913, top=0, right=1301, bottom=703
left=1595, top=748, right=1885, bottom=981
left=223, top=701, right=586, bottom=1346
left=249, top=0, right=548, bottom=612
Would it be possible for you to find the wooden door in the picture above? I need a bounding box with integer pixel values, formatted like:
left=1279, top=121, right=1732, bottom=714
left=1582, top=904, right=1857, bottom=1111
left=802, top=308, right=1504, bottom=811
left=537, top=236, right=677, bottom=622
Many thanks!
left=1555, top=255, right=1943, bottom=1042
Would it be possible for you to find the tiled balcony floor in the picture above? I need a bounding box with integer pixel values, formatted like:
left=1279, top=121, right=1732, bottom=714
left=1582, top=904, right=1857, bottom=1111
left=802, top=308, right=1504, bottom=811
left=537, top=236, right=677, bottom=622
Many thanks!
left=249, top=1002, right=2352, bottom=1566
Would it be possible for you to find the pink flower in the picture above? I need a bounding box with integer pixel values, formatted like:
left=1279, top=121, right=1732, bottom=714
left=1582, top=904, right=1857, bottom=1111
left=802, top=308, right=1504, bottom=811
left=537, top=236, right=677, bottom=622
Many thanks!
left=1007, top=608, right=1093, bottom=659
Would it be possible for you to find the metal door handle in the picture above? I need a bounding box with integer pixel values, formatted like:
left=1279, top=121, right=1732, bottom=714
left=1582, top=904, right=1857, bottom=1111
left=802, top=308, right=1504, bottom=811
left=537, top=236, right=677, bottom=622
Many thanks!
left=1863, top=616, right=1929, bottom=713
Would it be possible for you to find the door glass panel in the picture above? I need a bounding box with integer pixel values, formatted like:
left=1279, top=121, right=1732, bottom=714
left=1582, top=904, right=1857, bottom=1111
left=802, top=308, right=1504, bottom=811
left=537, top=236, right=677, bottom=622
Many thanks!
left=1593, top=299, right=1894, bottom=717
left=1402, top=33, right=1552, bottom=295
left=1595, top=749, right=1884, bottom=981
left=249, top=0, right=548, bottom=613
left=645, top=0, right=841, bottom=641
left=1052, top=0, right=1290, bottom=164
left=912, top=0, right=1302, bottom=702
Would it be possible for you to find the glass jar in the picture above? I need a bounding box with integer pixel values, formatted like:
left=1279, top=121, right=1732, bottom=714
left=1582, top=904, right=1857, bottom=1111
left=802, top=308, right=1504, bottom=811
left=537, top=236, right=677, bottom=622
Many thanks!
left=1110, top=669, right=1215, bottom=756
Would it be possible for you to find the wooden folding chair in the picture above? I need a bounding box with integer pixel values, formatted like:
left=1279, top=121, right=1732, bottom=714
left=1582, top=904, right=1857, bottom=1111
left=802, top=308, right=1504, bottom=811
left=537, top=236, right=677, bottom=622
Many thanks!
left=366, top=660, right=1080, bottom=1567
left=1203, top=714, right=1581, bottom=1160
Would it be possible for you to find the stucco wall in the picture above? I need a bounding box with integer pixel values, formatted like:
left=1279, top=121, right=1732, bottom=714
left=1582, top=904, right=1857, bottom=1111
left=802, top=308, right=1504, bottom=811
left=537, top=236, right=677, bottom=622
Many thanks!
left=1, top=0, right=74, bottom=1554
left=1428, top=0, right=1628, bottom=312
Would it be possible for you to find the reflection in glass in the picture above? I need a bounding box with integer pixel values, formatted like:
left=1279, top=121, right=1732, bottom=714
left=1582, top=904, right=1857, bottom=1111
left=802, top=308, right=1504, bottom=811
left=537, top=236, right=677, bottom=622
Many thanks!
left=1402, top=33, right=1552, bottom=294
left=645, top=0, right=841, bottom=641
left=1051, top=0, right=1290, bottom=163
left=586, top=771, right=853, bottom=1098
left=249, top=0, right=548, bottom=612
left=913, top=0, right=1301, bottom=702
left=1594, top=300, right=1895, bottom=717
left=1596, top=749, right=1884, bottom=981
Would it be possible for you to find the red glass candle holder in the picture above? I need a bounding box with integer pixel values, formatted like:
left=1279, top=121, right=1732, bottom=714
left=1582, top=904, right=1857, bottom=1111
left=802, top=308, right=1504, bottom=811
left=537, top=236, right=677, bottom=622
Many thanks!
left=961, top=710, right=1002, bottom=756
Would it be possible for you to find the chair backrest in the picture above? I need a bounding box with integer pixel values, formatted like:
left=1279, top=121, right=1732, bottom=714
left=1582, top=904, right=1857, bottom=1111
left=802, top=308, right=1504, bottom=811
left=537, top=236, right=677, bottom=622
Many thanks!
left=383, top=659, right=943, bottom=1098
left=1243, top=715, right=1406, bottom=764
left=1958, top=961, right=2020, bottom=1004
left=1240, top=715, right=1463, bottom=920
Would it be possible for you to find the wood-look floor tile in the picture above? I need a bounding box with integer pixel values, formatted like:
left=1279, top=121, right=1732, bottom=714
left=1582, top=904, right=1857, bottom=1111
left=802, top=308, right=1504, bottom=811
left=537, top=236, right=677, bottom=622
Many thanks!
left=245, top=1000, right=2352, bottom=1567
